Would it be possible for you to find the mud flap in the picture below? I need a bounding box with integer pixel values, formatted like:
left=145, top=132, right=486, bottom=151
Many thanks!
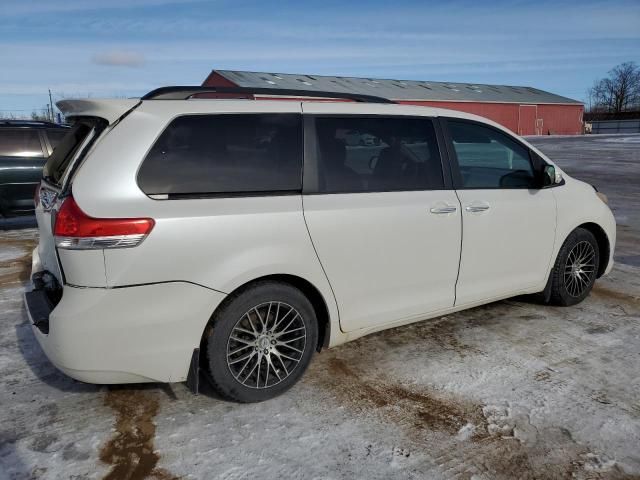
left=185, top=348, right=200, bottom=395
left=542, top=270, right=554, bottom=303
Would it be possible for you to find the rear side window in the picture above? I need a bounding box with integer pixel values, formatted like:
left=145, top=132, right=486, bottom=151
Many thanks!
left=448, top=120, right=536, bottom=189
left=138, top=114, right=303, bottom=196
left=0, top=129, right=44, bottom=157
left=314, top=116, right=444, bottom=193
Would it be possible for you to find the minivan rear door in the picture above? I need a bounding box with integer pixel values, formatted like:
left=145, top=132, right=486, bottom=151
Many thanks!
left=34, top=118, right=107, bottom=285
left=31, top=99, right=141, bottom=288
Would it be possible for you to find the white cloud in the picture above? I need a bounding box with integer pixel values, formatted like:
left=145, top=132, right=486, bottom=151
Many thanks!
left=92, top=50, right=145, bottom=67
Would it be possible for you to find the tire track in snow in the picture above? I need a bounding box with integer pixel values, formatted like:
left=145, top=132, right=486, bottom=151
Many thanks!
left=315, top=354, right=637, bottom=479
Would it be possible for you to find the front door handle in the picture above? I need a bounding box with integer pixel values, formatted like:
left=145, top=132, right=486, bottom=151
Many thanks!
left=464, top=202, right=490, bottom=213
left=430, top=205, right=458, bottom=214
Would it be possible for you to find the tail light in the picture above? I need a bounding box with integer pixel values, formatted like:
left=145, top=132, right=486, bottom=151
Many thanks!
left=54, top=195, right=154, bottom=250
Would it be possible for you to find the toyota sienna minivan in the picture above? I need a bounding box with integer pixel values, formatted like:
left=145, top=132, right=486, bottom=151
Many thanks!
left=24, top=87, right=616, bottom=402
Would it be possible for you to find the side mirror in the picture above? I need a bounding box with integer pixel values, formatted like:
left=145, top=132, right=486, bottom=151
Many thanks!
left=542, top=164, right=562, bottom=187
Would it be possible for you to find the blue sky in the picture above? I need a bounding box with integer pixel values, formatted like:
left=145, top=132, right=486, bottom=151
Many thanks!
left=1, top=0, right=639, bottom=117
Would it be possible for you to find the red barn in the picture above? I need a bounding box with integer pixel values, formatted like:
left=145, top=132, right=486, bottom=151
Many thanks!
left=203, top=70, right=583, bottom=135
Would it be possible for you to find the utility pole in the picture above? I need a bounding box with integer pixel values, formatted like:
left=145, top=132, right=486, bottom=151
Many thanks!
left=48, top=89, right=54, bottom=122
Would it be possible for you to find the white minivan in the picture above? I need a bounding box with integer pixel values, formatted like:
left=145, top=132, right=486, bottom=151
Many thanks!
left=24, top=87, right=615, bottom=402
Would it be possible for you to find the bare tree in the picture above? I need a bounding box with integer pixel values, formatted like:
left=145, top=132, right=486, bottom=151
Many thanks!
left=31, top=107, right=51, bottom=122
left=588, top=62, right=640, bottom=113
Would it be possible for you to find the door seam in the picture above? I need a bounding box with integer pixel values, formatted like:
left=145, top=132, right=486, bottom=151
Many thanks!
left=300, top=195, right=344, bottom=333
left=453, top=189, right=464, bottom=306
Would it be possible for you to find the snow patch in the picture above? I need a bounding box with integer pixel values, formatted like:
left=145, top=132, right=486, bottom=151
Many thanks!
left=456, top=422, right=476, bottom=441
left=482, top=405, right=515, bottom=437
left=596, top=135, right=640, bottom=144
left=390, top=446, right=411, bottom=468
left=583, top=452, right=617, bottom=471
left=0, top=245, right=26, bottom=262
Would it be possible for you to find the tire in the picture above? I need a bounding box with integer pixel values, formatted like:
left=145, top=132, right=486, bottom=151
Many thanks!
left=205, top=281, right=318, bottom=403
left=549, top=228, right=600, bottom=306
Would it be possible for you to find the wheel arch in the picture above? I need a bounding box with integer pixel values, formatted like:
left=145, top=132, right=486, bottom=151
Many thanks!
left=202, top=274, right=331, bottom=353
left=577, top=222, right=610, bottom=278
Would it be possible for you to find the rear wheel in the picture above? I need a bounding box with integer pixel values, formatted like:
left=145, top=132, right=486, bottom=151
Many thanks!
left=205, top=281, right=318, bottom=403
left=549, top=228, right=600, bottom=306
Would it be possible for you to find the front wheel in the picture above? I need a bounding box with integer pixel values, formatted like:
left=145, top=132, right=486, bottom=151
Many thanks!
left=205, top=281, right=318, bottom=402
left=549, top=228, right=600, bottom=306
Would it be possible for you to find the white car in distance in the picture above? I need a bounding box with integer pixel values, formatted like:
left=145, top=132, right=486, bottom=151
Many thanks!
left=24, top=87, right=616, bottom=402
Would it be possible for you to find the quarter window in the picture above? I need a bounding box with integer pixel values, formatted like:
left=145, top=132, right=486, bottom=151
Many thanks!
left=448, top=120, right=537, bottom=189
left=314, top=116, right=444, bottom=193
left=0, top=129, right=44, bottom=157
left=138, top=114, right=303, bottom=196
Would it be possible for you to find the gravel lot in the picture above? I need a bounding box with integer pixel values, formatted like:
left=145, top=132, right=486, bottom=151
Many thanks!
left=1, top=134, right=639, bottom=480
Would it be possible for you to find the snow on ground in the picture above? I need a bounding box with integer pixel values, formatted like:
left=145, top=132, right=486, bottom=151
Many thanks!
left=1, top=136, right=639, bottom=480
left=596, top=135, right=640, bottom=144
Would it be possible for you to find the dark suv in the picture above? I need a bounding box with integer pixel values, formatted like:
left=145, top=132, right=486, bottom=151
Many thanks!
left=0, top=120, right=69, bottom=215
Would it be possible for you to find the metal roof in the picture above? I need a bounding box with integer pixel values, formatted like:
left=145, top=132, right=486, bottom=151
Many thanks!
left=211, top=70, right=581, bottom=105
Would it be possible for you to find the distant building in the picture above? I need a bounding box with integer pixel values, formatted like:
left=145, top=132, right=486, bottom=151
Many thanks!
left=203, top=70, right=584, bottom=136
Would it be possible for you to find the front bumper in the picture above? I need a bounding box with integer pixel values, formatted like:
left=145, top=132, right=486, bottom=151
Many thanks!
left=24, top=280, right=226, bottom=384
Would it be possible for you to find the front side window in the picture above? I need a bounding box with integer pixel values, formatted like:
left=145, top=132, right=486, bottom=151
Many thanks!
left=138, top=114, right=302, bottom=196
left=315, top=116, right=444, bottom=193
left=0, top=129, right=43, bottom=157
left=448, top=120, right=537, bottom=189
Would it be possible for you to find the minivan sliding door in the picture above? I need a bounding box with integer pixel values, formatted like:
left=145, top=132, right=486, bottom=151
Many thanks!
left=302, top=111, right=461, bottom=332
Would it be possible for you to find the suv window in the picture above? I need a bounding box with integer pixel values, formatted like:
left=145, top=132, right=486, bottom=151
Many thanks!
left=448, top=120, right=537, bottom=189
left=315, top=116, right=444, bottom=193
left=0, top=129, right=44, bottom=157
left=138, top=114, right=303, bottom=196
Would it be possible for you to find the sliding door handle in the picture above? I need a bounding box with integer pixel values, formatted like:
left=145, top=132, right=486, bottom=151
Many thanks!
left=464, top=203, right=490, bottom=213
left=430, top=205, right=458, bottom=214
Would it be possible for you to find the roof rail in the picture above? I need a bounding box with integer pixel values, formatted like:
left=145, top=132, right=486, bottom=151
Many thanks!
left=141, top=86, right=395, bottom=104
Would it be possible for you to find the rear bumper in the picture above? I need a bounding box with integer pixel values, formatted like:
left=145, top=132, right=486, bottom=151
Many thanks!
left=24, top=289, right=53, bottom=334
left=25, top=281, right=225, bottom=384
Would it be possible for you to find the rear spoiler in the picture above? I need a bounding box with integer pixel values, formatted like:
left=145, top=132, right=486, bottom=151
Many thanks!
left=56, top=99, right=141, bottom=125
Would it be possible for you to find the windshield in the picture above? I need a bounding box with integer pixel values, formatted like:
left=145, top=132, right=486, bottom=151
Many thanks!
left=43, top=117, right=107, bottom=187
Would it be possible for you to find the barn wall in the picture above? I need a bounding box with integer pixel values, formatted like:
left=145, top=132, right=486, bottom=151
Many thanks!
left=536, top=104, right=584, bottom=135
left=396, top=100, right=584, bottom=135
left=202, top=71, right=240, bottom=88
left=398, top=100, right=520, bottom=132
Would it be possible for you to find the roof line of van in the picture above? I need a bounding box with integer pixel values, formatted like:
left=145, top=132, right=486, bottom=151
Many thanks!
left=141, top=86, right=395, bottom=104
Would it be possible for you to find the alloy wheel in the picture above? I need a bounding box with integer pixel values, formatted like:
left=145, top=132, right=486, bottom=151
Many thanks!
left=226, top=301, right=307, bottom=389
left=563, top=240, right=596, bottom=297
